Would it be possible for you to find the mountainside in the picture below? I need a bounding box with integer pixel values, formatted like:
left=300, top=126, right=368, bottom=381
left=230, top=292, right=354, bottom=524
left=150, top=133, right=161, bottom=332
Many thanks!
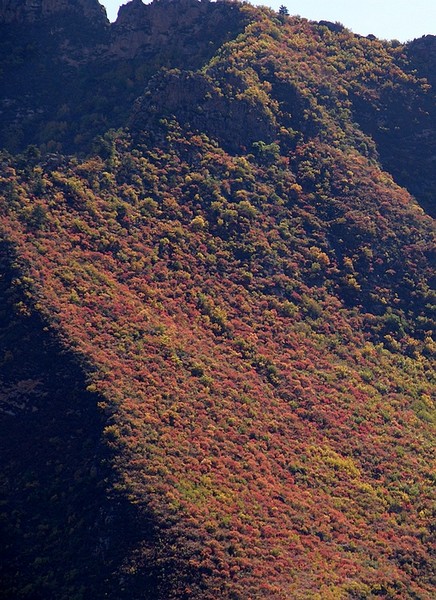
left=0, top=2, right=435, bottom=599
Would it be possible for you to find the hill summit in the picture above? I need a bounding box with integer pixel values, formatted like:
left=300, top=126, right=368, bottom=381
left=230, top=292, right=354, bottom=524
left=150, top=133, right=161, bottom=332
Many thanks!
left=0, top=2, right=434, bottom=599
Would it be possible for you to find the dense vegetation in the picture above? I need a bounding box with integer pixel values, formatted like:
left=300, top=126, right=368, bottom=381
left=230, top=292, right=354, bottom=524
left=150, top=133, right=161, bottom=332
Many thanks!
left=0, top=1, right=434, bottom=598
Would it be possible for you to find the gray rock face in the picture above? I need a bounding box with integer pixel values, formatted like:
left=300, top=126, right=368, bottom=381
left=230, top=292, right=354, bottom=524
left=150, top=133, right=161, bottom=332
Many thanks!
left=109, top=0, right=242, bottom=60
left=0, top=0, right=108, bottom=24
left=0, top=1, right=242, bottom=62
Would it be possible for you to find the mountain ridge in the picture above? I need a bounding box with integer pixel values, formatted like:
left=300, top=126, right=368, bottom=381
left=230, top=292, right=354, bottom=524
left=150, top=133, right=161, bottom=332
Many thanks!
left=0, top=0, right=434, bottom=214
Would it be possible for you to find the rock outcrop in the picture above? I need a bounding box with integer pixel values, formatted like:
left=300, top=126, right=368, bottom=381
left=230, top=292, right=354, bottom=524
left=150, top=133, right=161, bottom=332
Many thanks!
left=0, top=0, right=108, bottom=24
left=109, top=0, right=244, bottom=61
left=132, top=69, right=277, bottom=151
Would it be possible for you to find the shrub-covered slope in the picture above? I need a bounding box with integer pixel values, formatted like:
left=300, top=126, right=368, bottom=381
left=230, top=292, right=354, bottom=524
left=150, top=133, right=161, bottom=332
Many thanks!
left=0, top=2, right=435, bottom=599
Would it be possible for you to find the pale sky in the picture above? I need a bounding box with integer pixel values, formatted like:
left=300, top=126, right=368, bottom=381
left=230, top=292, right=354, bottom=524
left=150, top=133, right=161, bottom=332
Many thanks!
left=101, top=0, right=436, bottom=42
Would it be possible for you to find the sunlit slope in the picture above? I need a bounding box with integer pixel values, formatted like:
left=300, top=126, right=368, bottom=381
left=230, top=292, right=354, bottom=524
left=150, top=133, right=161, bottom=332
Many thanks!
left=0, top=3, right=434, bottom=599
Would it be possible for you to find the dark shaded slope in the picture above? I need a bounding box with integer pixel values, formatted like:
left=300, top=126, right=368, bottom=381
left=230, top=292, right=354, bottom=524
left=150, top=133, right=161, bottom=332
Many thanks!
left=0, top=243, right=155, bottom=600
left=349, top=37, right=436, bottom=217
left=404, top=35, right=436, bottom=88
left=317, top=29, right=436, bottom=218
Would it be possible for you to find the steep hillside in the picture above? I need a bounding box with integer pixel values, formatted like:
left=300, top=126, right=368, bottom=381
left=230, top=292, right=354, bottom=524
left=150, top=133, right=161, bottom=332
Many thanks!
left=0, top=1, right=435, bottom=599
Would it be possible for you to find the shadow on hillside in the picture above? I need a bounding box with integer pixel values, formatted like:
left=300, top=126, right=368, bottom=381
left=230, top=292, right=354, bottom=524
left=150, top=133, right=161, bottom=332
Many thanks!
left=0, top=242, right=157, bottom=600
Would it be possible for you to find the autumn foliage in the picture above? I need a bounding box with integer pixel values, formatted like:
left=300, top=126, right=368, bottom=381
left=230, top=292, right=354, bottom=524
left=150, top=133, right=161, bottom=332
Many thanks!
left=0, top=2, right=434, bottom=599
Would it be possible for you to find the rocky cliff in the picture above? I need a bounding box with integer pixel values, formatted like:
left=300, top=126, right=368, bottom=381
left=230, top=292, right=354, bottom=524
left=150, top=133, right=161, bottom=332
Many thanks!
left=0, top=0, right=108, bottom=24
left=0, top=0, right=246, bottom=152
left=110, top=0, right=243, bottom=60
